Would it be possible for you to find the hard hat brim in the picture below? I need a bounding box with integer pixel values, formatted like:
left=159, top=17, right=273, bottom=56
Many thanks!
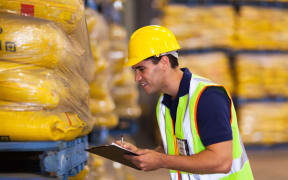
left=124, top=58, right=143, bottom=67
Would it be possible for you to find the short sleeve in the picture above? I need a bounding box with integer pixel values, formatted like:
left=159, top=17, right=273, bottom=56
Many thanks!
left=196, top=86, right=232, bottom=147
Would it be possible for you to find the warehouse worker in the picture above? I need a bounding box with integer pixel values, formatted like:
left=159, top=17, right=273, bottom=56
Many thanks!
left=117, top=25, right=254, bottom=180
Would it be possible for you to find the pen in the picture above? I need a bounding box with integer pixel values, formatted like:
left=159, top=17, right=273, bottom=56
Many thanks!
left=121, top=135, right=124, bottom=145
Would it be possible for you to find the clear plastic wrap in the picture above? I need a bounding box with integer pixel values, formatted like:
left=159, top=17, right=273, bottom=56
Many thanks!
left=86, top=8, right=110, bottom=75
left=0, top=68, right=60, bottom=109
left=0, top=61, right=90, bottom=116
left=85, top=8, right=119, bottom=128
left=85, top=8, right=109, bottom=43
left=0, top=2, right=95, bottom=140
left=0, top=0, right=95, bottom=81
left=0, top=0, right=84, bottom=33
left=0, top=13, right=81, bottom=70
left=70, top=13, right=95, bottom=82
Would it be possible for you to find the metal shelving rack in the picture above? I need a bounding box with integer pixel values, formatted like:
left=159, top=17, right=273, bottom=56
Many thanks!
left=0, top=136, right=88, bottom=180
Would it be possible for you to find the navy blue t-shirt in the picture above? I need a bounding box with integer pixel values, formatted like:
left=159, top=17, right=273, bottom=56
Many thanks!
left=162, top=68, right=232, bottom=147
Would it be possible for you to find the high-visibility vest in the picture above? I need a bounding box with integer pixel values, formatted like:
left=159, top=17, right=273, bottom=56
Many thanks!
left=156, top=74, right=254, bottom=180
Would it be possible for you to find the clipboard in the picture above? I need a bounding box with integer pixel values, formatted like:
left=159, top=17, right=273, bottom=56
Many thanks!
left=86, top=143, right=140, bottom=170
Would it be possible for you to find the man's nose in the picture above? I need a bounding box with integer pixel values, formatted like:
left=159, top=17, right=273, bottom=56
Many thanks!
left=135, top=70, right=142, bottom=82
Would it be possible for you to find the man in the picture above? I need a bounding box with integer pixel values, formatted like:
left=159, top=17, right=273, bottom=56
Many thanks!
left=117, top=25, right=254, bottom=180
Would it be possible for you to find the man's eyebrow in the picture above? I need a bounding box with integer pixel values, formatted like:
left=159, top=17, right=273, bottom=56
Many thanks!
left=132, top=66, right=143, bottom=70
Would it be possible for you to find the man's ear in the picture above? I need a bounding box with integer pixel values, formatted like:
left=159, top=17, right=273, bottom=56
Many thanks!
left=159, top=56, right=170, bottom=70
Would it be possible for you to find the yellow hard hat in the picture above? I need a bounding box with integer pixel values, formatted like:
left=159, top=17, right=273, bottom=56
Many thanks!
left=126, top=25, right=180, bottom=66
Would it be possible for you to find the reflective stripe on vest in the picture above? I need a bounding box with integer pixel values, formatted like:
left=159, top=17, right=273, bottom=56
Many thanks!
left=156, top=74, right=254, bottom=180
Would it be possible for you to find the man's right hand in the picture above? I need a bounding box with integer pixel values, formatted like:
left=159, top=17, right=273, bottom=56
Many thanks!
left=115, top=140, right=139, bottom=153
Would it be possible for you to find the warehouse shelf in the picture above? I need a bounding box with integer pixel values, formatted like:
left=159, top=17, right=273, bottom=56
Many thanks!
left=245, top=143, right=288, bottom=150
left=238, top=1, right=288, bottom=9
left=89, top=127, right=110, bottom=146
left=179, top=48, right=230, bottom=55
left=109, top=118, right=139, bottom=137
left=235, top=97, right=288, bottom=105
left=171, top=0, right=234, bottom=6
left=0, top=136, right=88, bottom=180
left=171, top=0, right=288, bottom=8
left=235, top=49, right=288, bottom=55
left=88, top=119, right=139, bottom=147
left=179, top=48, right=288, bottom=56
left=85, top=0, right=98, bottom=10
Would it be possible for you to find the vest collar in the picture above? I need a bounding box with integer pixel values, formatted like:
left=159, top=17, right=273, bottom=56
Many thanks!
left=162, top=68, right=192, bottom=108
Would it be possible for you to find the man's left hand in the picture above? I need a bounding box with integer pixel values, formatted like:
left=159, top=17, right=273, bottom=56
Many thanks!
left=125, top=149, right=165, bottom=171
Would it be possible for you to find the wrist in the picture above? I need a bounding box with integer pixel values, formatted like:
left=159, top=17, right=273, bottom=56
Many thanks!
left=159, top=153, right=167, bottom=169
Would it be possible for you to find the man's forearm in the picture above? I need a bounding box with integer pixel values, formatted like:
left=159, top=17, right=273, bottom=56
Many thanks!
left=160, top=141, right=233, bottom=174
left=154, top=145, right=164, bottom=153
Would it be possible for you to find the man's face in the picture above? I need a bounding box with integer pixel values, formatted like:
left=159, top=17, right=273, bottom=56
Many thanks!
left=132, top=59, right=163, bottom=94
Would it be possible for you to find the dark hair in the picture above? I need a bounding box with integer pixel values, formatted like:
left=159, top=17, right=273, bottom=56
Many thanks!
left=145, top=53, right=179, bottom=68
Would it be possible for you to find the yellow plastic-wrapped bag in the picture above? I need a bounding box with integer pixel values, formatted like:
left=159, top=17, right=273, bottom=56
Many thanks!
left=162, top=5, right=235, bottom=48
left=90, top=75, right=111, bottom=99
left=93, top=113, right=118, bottom=128
left=0, top=111, right=87, bottom=141
left=89, top=96, right=115, bottom=115
left=112, top=88, right=141, bottom=119
left=0, top=1, right=95, bottom=82
left=85, top=8, right=109, bottom=42
left=239, top=102, right=288, bottom=145
left=0, top=0, right=84, bottom=33
left=115, top=105, right=141, bottom=119
left=0, top=70, right=60, bottom=109
left=179, top=53, right=234, bottom=94
left=110, top=54, right=126, bottom=74
left=0, top=61, right=90, bottom=115
left=112, top=68, right=135, bottom=86
left=111, top=86, right=139, bottom=103
left=236, top=6, right=288, bottom=50
left=0, top=13, right=81, bottom=71
left=236, top=54, right=288, bottom=98
left=90, top=40, right=108, bottom=74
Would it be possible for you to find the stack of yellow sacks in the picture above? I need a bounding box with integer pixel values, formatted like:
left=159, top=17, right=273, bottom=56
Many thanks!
left=239, top=102, right=288, bottom=144
left=85, top=8, right=118, bottom=128
left=109, top=24, right=141, bottom=119
left=235, top=6, right=288, bottom=50
left=0, top=0, right=94, bottom=141
left=179, top=53, right=234, bottom=94
left=235, top=54, right=288, bottom=98
left=162, top=4, right=235, bottom=49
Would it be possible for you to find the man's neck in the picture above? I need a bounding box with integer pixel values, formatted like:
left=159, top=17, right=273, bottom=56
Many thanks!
left=161, top=68, right=183, bottom=100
